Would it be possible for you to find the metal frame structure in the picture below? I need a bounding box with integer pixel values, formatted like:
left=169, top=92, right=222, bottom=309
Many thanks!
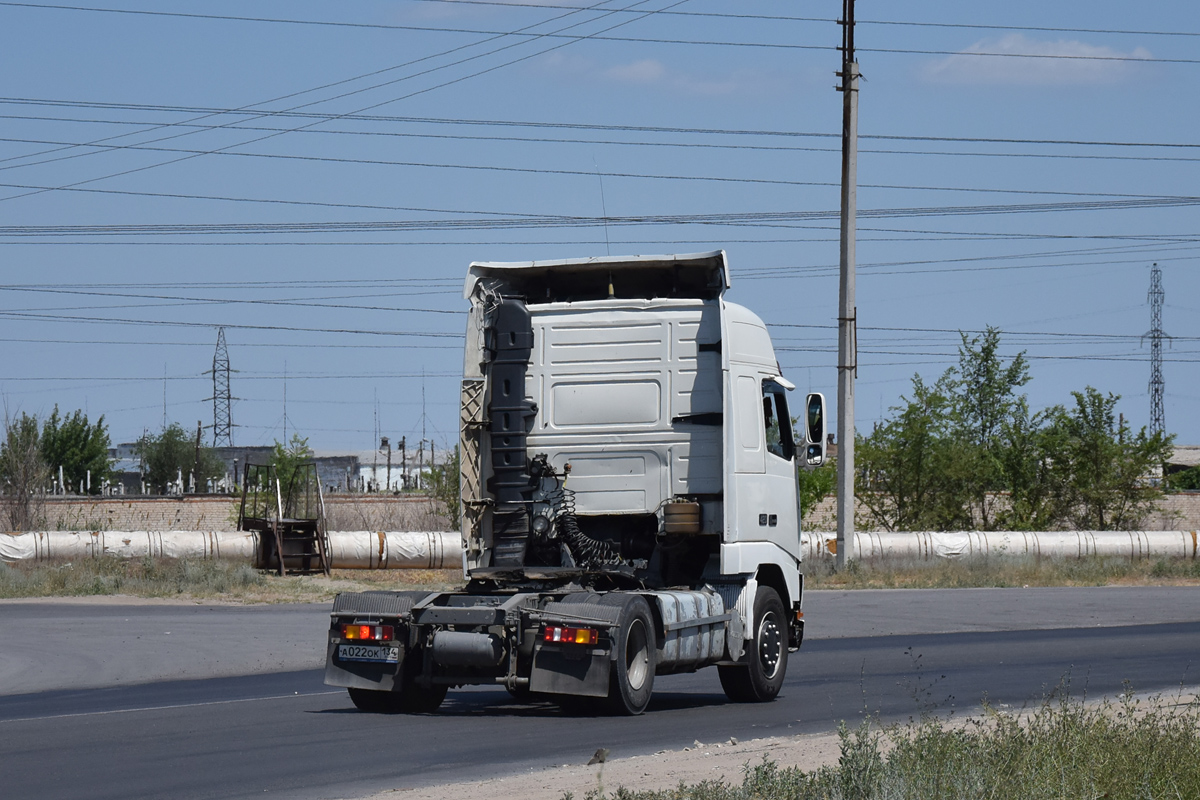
left=1146, top=263, right=1167, bottom=438
left=238, top=461, right=330, bottom=576
left=208, top=327, right=234, bottom=447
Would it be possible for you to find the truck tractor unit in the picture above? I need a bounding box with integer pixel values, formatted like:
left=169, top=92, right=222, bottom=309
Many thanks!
left=323, top=251, right=826, bottom=715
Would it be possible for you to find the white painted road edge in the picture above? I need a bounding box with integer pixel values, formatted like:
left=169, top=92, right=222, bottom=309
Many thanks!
left=1, top=529, right=1196, bottom=567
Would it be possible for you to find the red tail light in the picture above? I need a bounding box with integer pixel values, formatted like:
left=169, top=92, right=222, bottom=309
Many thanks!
left=543, top=625, right=599, bottom=645
left=342, top=624, right=394, bottom=641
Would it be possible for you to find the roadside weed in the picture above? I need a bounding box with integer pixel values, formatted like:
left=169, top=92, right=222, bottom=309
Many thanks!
left=569, top=693, right=1200, bottom=800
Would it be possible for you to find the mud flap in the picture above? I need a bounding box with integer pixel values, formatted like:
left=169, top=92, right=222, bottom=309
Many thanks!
left=323, top=590, right=426, bottom=691
left=529, top=641, right=611, bottom=697
left=324, top=640, right=406, bottom=691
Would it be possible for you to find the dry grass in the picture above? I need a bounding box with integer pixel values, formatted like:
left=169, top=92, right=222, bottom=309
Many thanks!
left=803, top=554, right=1200, bottom=590
left=577, top=691, right=1200, bottom=800
left=6, top=551, right=1199, bottom=603
left=0, top=557, right=462, bottom=603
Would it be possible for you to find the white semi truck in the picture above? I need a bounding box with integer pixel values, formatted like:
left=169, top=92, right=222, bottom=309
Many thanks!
left=323, top=251, right=826, bottom=715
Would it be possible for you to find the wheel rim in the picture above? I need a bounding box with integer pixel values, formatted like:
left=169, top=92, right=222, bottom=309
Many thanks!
left=757, top=611, right=783, bottom=680
left=625, top=618, right=650, bottom=690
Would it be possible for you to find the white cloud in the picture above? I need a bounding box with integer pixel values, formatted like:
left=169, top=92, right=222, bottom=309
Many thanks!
left=537, top=54, right=782, bottom=97
left=604, top=59, right=668, bottom=85
left=921, top=34, right=1152, bottom=86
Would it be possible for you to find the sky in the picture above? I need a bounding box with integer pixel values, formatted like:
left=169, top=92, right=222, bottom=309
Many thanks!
left=1, top=0, right=1198, bottom=455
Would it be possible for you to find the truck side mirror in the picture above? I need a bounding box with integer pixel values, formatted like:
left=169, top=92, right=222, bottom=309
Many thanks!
left=804, top=392, right=826, bottom=466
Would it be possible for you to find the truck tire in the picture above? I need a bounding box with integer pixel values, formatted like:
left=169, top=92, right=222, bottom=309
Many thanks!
left=347, top=688, right=401, bottom=713
left=718, top=586, right=787, bottom=703
left=397, top=652, right=448, bottom=713
left=601, top=594, right=656, bottom=715
left=398, top=683, right=447, bottom=713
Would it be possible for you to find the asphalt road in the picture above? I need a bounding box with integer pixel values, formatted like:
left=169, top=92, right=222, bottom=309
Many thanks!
left=1, top=588, right=1198, bottom=800
left=4, top=586, right=1199, bottom=695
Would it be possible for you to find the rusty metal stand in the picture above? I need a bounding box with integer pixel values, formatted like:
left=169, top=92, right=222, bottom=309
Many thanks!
left=238, top=462, right=330, bottom=576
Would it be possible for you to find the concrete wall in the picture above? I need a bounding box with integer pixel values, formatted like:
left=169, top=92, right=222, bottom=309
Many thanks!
left=28, top=494, right=443, bottom=532
left=41, top=496, right=239, bottom=532
left=27, top=491, right=1200, bottom=534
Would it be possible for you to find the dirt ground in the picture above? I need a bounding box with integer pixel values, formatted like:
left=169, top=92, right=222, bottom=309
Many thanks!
left=357, top=730, right=845, bottom=800
left=352, top=687, right=1200, bottom=800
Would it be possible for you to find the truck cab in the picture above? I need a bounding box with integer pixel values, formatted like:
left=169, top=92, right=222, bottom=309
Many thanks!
left=324, top=251, right=825, bottom=714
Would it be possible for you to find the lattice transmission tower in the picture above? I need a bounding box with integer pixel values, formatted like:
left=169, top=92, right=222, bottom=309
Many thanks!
left=1146, top=263, right=1167, bottom=438
left=207, top=327, right=235, bottom=447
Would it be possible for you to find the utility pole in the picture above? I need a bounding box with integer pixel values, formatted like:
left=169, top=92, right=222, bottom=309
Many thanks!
left=835, top=0, right=859, bottom=570
left=400, top=436, right=407, bottom=489
left=194, top=420, right=203, bottom=494
left=1146, top=263, right=1167, bottom=438
left=381, top=436, right=392, bottom=492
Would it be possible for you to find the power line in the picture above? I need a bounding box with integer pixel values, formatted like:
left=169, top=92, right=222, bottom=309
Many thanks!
left=10, top=134, right=1199, bottom=199
left=9, top=0, right=658, bottom=178
left=4, top=277, right=459, bottom=288
left=768, top=322, right=1200, bottom=343
left=5, top=97, right=1200, bottom=151
left=13, top=110, right=1200, bottom=166
left=0, top=285, right=462, bottom=315
left=0, top=0, right=680, bottom=198
left=859, top=46, right=1200, bottom=65
left=0, top=336, right=460, bottom=349
left=0, top=134, right=854, bottom=187
left=10, top=2, right=1200, bottom=44
left=8, top=247, right=1196, bottom=313
left=0, top=179, right=578, bottom=219
left=0, top=1, right=819, bottom=50
left=413, top=1, right=1200, bottom=38
left=3, top=196, right=1198, bottom=239
left=860, top=16, right=1200, bottom=39
left=5, top=232, right=1200, bottom=247
left=0, top=372, right=461, bottom=382
left=0, top=310, right=464, bottom=338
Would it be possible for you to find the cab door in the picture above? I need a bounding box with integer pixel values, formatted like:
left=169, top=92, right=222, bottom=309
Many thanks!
left=758, top=378, right=799, bottom=554
left=728, top=372, right=798, bottom=554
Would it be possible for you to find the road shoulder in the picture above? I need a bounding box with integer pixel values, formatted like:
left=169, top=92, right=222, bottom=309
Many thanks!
left=355, top=731, right=843, bottom=800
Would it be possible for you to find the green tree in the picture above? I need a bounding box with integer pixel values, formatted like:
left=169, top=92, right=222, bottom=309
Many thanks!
left=796, top=460, right=836, bottom=519
left=942, top=328, right=1031, bottom=530
left=856, top=376, right=973, bottom=531
left=1051, top=388, right=1172, bottom=530
left=138, top=424, right=224, bottom=494
left=995, top=398, right=1065, bottom=530
left=0, top=411, right=48, bottom=530
left=269, top=433, right=314, bottom=496
left=1168, top=465, right=1200, bottom=492
left=856, top=330, right=1168, bottom=533
left=40, top=406, right=112, bottom=494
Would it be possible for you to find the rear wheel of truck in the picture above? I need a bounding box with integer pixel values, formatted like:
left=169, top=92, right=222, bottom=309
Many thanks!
left=347, top=687, right=401, bottom=713
left=397, top=652, right=448, bottom=713
left=718, top=586, right=787, bottom=703
left=601, top=594, right=656, bottom=715
left=397, top=684, right=447, bottom=713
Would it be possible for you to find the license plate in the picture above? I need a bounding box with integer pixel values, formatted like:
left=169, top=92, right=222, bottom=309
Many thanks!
left=338, top=644, right=400, bottom=663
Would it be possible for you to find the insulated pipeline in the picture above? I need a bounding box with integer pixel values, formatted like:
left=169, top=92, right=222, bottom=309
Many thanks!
left=0, top=530, right=463, bottom=569
left=800, top=530, right=1200, bottom=561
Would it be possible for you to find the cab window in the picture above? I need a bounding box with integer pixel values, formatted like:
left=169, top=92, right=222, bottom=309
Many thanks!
left=762, top=380, right=795, bottom=461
